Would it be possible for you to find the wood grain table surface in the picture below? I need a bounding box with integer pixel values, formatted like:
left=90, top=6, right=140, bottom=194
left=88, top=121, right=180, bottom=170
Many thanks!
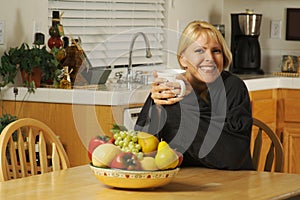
left=1, top=165, right=300, bottom=200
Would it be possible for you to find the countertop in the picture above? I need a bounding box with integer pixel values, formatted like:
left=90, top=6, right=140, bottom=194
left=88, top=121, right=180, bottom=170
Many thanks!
left=1, top=76, right=300, bottom=106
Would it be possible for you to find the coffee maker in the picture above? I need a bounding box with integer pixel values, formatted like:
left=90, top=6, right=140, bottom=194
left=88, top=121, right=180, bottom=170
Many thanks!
left=230, top=10, right=264, bottom=74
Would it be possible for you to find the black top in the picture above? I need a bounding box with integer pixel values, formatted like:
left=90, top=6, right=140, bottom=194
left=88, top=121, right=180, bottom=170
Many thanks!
left=135, top=71, right=254, bottom=170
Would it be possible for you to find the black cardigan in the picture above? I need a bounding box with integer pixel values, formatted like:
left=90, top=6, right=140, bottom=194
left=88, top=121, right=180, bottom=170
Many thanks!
left=135, top=71, right=254, bottom=170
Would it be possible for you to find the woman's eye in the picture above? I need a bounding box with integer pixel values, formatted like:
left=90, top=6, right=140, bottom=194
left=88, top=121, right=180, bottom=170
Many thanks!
left=195, top=49, right=204, bottom=53
left=212, top=49, right=222, bottom=54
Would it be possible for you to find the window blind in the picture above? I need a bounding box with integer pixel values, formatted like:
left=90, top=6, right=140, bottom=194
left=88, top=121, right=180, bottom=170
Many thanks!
left=48, top=0, right=166, bottom=69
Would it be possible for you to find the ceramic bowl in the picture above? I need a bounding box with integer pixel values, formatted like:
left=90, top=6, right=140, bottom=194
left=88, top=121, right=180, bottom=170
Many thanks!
left=90, top=165, right=180, bottom=189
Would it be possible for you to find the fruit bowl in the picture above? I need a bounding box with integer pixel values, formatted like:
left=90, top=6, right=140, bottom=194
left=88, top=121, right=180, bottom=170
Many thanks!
left=90, top=165, right=180, bottom=189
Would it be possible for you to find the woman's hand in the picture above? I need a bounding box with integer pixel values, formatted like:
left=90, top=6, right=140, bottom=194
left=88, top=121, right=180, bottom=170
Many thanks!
left=150, top=70, right=188, bottom=105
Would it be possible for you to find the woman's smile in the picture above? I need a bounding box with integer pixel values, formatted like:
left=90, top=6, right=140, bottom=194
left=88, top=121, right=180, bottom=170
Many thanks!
left=197, top=65, right=218, bottom=73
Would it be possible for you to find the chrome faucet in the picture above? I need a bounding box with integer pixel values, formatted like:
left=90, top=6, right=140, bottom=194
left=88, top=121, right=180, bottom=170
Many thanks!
left=127, top=32, right=152, bottom=82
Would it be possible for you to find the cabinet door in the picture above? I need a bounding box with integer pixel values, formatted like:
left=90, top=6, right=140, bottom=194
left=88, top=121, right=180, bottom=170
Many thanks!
left=283, top=128, right=300, bottom=173
left=250, top=90, right=277, bottom=132
left=283, top=99, right=300, bottom=123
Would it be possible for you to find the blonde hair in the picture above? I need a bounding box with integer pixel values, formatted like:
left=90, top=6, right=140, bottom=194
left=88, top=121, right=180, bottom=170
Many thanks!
left=177, top=20, right=232, bottom=69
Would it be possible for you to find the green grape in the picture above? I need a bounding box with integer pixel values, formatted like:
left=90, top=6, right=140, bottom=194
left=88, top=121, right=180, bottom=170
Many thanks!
left=117, top=136, right=122, bottom=142
left=123, top=137, right=130, bottom=144
left=132, top=148, right=139, bottom=153
left=113, top=133, right=120, bottom=140
left=126, top=135, right=132, bottom=141
left=118, top=140, right=124, bottom=147
left=123, top=146, right=130, bottom=152
left=137, top=152, right=144, bottom=160
left=132, top=135, right=138, bottom=142
left=114, top=130, right=143, bottom=155
left=123, top=140, right=129, bottom=147
left=120, top=131, right=126, bottom=139
left=116, top=137, right=122, bottom=144
left=135, top=143, right=141, bottom=150
left=128, top=144, right=134, bottom=150
left=114, top=140, right=120, bottom=146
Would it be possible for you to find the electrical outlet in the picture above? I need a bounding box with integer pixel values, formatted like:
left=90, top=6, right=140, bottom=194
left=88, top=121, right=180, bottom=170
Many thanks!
left=270, top=20, right=281, bottom=39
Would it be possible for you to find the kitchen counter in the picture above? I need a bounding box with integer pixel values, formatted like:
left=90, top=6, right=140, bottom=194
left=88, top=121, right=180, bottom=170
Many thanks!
left=243, top=76, right=300, bottom=91
left=0, top=84, right=151, bottom=106
left=1, top=76, right=300, bottom=106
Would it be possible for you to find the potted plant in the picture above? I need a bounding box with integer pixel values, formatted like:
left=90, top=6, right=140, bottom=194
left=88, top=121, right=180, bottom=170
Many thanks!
left=0, top=46, right=20, bottom=88
left=0, top=42, right=59, bottom=91
left=0, top=42, right=59, bottom=134
left=0, top=113, right=17, bottom=133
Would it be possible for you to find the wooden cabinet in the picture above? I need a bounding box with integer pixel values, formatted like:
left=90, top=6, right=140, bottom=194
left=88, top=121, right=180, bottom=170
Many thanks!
left=277, top=89, right=300, bottom=173
left=249, top=89, right=277, bottom=132
left=0, top=100, right=142, bottom=167
left=282, top=128, right=300, bottom=173
left=249, top=89, right=300, bottom=173
left=249, top=89, right=278, bottom=171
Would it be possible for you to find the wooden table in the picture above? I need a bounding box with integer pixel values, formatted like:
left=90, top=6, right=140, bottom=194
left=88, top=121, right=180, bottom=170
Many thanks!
left=1, top=165, right=300, bottom=200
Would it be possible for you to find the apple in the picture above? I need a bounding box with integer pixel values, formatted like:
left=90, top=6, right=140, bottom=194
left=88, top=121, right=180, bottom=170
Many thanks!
left=88, top=135, right=114, bottom=161
left=110, top=152, right=142, bottom=170
left=92, top=143, right=121, bottom=167
left=175, top=150, right=183, bottom=168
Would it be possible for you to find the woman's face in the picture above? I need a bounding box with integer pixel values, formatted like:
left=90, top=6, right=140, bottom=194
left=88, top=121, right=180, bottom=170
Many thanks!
left=179, top=34, right=224, bottom=83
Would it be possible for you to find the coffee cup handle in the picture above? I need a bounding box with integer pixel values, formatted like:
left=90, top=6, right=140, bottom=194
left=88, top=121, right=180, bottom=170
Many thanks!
left=175, top=80, right=186, bottom=97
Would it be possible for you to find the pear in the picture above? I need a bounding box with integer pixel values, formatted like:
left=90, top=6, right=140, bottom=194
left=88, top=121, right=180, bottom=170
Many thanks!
left=137, top=131, right=159, bottom=153
left=155, top=141, right=179, bottom=170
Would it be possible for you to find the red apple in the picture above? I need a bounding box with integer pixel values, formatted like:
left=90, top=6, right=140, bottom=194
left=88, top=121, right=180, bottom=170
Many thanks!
left=175, top=150, right=183, bottom=168
left=110, top=152, right=142, bottom=170
left=88, top=135, right=114, bottom=161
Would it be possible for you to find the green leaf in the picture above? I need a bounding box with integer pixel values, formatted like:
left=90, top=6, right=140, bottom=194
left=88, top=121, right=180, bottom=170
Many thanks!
left=0, top=114, right=18, bottom=133
left=110, top=123, right=128, bottom=134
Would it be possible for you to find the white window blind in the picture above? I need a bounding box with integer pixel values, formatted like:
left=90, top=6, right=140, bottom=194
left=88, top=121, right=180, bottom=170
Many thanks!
left=48, top=0, right=166, bottom=69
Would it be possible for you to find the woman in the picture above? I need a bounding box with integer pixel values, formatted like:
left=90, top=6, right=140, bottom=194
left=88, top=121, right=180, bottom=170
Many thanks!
left=135, top=21, right=254, bottom=170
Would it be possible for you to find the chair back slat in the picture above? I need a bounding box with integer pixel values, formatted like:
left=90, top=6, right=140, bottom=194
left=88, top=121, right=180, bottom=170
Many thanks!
left=4, top=157, right=9, bottom=180
left=52, top=143, right=60, bottom=171
left=265, top=143, right=275, bottom=171
left=28, top=130, right=37, bottom=175
left=17, top=130, right=27, bottom=178
left=38, top=132, right=48, bottom=174
left=0, top=118, right=70, bottom=181
left=9, top=138, right=18, bottom=179
left=252, top=118, right=284, bottom=172
left=252, top=129, right=262, bottom=169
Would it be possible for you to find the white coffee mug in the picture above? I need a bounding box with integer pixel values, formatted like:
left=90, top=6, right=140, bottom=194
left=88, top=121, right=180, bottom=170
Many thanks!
left=156, top=69, right=186, bottom=97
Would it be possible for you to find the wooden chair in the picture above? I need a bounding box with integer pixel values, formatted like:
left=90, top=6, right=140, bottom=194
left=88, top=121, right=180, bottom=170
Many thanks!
left=251, top=118, right=284, bottom=172
left=0, top=118, right=70, bottom=181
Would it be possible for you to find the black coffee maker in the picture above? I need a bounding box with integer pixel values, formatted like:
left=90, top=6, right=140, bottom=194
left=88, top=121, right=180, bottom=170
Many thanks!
left=230, top=10, right=264, bottom=74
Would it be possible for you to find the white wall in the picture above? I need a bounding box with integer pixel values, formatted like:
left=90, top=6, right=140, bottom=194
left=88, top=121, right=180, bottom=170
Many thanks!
left=0, top=0, right=48, bottom=55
